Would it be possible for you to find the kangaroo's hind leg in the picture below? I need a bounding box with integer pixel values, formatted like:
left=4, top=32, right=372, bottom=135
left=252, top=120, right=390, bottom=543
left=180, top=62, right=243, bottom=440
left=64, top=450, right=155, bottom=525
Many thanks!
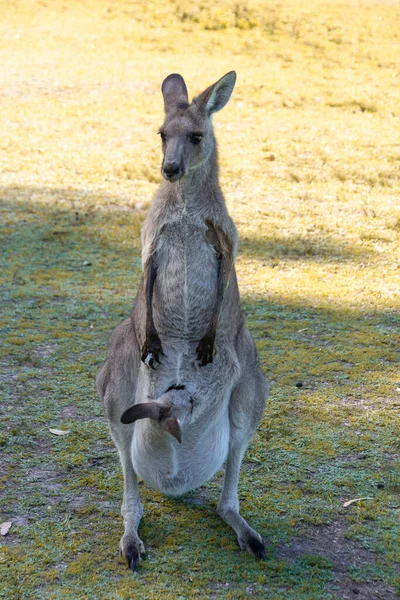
left=96, top=319, right=145, bottom=571
left=217, top=327, right=269, bottom=558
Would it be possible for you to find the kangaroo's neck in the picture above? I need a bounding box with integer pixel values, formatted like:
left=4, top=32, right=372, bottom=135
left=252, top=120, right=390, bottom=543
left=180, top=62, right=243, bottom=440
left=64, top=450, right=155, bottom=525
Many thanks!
left=168, top=146, right=223, bottom=211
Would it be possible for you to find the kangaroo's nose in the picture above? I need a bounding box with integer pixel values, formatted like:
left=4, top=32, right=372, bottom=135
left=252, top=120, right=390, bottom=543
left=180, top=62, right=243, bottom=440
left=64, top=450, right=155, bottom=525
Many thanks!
left=163, top=162, right=180, bottom=178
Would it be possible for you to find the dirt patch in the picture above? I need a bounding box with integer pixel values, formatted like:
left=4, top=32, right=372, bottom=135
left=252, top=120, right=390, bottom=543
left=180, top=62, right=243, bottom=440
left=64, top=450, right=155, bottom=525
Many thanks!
left=333, top=580, right=397, bottom=600
left=279, top=520, right=397, bottom=599
left=60, top=405, right=79, bottom=419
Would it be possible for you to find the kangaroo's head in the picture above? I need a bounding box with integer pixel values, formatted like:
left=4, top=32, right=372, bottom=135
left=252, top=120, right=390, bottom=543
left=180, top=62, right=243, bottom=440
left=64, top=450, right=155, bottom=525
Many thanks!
left=159, top=71, right=236, bottom=182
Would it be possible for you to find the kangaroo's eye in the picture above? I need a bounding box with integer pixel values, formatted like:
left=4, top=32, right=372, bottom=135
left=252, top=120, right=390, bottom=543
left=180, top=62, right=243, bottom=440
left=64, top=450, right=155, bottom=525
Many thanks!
left=158, top=131, right=166, bottom=142
left=190, top=133, right=202, bottom=144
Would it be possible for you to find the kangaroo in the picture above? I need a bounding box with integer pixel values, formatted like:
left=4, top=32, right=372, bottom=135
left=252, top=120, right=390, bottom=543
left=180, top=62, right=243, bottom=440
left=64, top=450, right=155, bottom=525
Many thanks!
left=96, top=71, right=269, bottom=571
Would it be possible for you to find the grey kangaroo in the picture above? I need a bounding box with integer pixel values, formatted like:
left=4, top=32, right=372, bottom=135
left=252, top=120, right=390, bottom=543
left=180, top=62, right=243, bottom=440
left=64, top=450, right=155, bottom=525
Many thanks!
left=96, top=71, right=269, bottom=570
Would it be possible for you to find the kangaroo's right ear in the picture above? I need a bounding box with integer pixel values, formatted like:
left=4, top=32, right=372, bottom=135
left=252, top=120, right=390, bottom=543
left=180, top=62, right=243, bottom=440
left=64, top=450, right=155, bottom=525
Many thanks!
left=161, top=74, right=189, bottom=113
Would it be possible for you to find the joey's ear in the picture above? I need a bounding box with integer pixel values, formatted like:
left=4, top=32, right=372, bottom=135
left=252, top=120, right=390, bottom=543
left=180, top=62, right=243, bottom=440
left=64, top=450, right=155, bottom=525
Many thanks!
left=120, top=402, right=160, bottom=424
left=194, top=71, right=236, bottom=116
left=161, top=73, right=189, bottom=113
left=121, top=402, right=182, bottom=442
left=161, top=417, right=182, bottom=443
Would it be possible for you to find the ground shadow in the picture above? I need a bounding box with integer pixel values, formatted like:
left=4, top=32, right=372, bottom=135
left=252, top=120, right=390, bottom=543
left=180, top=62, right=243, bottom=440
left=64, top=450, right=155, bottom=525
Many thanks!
left=239, top=231, right=373, bottom=263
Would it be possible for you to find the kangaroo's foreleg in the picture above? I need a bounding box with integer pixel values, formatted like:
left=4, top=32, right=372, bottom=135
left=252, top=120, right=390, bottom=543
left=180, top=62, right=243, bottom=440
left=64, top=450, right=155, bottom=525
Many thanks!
left=141, top=254, right=163, bottom=368
left=197, top=221, right=234, bottom=365
left=217, top=327, right=269, bottom=558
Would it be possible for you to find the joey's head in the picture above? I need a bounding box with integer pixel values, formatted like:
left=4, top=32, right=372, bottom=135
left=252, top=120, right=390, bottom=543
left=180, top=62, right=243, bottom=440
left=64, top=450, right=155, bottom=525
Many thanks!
left=159, top=71, right=236, bottom=182
left=120, top=388, right=194, bottom=443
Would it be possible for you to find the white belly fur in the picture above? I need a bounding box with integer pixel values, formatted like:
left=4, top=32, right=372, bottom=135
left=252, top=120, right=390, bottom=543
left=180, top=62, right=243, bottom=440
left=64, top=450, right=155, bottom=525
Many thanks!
left=131, top=409, right=230, bottom=496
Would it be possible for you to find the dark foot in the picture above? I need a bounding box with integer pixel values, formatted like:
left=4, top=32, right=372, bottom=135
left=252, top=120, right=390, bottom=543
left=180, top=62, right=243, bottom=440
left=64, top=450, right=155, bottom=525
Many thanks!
left=196, top=335, right=215, bottom=366
left=121, top=537, right=145, bottom=571
left=237, top=532, right=266, bottom=560
left=247, top=536, right=266, bottom=560
left=141, top=335, right=164, bottom=368
left=127, top=550, right=146, bottom=571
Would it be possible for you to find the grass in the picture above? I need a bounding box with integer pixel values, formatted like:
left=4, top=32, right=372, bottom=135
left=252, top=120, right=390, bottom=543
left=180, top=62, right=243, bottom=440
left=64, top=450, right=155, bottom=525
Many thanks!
left=1, top=1, right=399, bottom=598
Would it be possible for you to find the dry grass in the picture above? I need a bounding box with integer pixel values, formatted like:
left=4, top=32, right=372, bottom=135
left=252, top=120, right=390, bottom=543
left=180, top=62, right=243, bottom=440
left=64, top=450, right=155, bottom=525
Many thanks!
left=1, top=1, right=399, bottom=598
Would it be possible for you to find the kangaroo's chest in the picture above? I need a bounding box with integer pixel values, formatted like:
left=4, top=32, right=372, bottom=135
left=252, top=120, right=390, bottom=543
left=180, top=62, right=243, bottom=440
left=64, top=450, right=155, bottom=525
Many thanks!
left=154, top=215, right=218, bottom=340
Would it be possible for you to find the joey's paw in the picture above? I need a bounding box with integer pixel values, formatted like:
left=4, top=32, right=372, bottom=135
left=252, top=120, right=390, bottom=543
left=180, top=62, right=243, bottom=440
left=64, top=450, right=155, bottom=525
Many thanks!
left=120, top=535, right=146, bottom=571
left=141, top=336, right=164, bottom=368
left=196, top=336, right=215, bottom=366
left=238, top=532, right=266, bottom=561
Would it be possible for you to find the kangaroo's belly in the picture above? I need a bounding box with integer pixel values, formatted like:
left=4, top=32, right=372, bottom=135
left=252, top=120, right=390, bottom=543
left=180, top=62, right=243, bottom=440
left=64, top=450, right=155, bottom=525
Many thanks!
left=131, top=413, right=230, bottom=497
left=153, top=218, right=218, bottom=341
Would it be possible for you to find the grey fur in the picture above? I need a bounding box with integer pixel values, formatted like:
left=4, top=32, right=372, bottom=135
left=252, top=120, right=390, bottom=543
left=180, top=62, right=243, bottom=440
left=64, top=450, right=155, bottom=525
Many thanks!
left=96, top=71, right=269, bottom=570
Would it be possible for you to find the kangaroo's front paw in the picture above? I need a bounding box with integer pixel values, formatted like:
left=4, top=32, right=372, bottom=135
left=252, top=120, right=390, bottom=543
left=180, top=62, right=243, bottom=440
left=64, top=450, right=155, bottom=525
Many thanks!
left=141, top=335, right=163, bottom=368
left=120, top=534, right=146, bottom=571
left=196, top=335, right=215, bottom=366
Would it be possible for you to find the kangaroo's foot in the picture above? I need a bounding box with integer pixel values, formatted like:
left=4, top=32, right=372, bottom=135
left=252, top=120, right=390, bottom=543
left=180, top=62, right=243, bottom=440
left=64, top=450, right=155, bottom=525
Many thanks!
left=120, top=492, right=145, bottom=571
left=218, top=505, right=266, bottom=560
left=120, top=532, right=146, bottom=571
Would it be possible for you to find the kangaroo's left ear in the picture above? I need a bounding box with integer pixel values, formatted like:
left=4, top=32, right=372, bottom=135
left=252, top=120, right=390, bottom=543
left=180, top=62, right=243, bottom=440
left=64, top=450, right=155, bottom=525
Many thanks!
left=194, top=71, right=236, bottom=116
